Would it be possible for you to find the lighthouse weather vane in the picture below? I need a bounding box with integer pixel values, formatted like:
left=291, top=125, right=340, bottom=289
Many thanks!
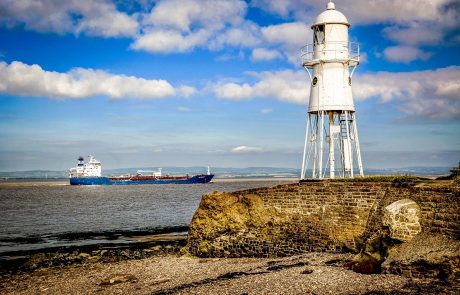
left=300, top=1, right=364, bottom=179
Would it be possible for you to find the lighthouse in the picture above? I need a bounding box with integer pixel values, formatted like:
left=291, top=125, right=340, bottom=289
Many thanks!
left=300, top=1, right=364, bottom=179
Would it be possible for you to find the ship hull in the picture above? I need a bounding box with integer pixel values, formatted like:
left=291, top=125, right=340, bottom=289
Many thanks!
left=70, top=174, right=214, bottom=185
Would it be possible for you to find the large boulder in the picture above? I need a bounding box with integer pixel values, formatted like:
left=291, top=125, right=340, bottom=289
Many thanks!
left=188, top=192, right=287, bottom=257
left=189, top=192, right=277, bottom=238
left=382, top=233, right=460, bottom=281
left=382, top=199, right=421, bottom=242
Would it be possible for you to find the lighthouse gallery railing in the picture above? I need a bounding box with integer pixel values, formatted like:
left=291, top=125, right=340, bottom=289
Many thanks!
left=301, top=41, right=360, bottom=66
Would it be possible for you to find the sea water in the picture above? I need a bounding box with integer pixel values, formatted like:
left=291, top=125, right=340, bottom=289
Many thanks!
left=0, top=180, right=291, bottom=254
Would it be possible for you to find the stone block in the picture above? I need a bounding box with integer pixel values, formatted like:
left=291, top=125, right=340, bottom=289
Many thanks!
left=382, top=199, right=421, bottom=242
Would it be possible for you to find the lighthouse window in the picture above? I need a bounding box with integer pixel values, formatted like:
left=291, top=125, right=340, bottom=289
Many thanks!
left=312, top=77, right=318, bottom=86
left=314, top=25, right=325, bottom=45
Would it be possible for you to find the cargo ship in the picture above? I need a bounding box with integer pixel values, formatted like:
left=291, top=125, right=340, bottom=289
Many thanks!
left=68, top=156, right=214, bottom=185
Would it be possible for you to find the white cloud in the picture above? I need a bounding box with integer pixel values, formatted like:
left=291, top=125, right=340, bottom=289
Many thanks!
left=213, top=66, right=460, bottom=120
left=253, top=0, right=454, bottom=26
left=177, top=106, right=191, bottom=112
left=143, top=0, right=246, bottom=32
left=0, top=0, right=138, bottom=37
left=250, top=0, right=296, bottom=17
left=215, top=51, right=246, bottom=62
left=260, top=22, right=311, bottom=64
left=209, top=21, right=261, bottom=50
left=260, top=108, right=273, bottom=114
left=1, top=0, right=458, bottom=61
left=133, top=2, right=311, bottom=61
left=261, top=22, right=309, bottom=47
left=253, top=0, right=459, bottom=61
left=383, top=46, right=432, bottom=63
left=214, top=83, right=254, bottom=100
left=354, top=66, right=460, bottom=119
left=178, top=85, right=197, bottom=97
left=131, top=29, right=211, bottom=53
left=338, top=0, right=453, bottom=25
left=0, top=61, right=179, bottom=99
left=382, top=23, right=443, bottom=46
left=251, top=48, right=282, bottom=62
left=134, top=0, right=249, bottom=53
left=231, top=146, right=262, bottom=153
left=214, top=70, right=309, bottom=104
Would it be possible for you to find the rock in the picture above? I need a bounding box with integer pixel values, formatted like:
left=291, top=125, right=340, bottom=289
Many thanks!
left=382, top=233, right=460, bottom=281
left=190, top=192, right=271, bottom=237
left=100, top=274, right=138, bottom=286
left=188, top=192, right=285, bottom=257
left=382, top=199, right=421, bottom=242
left=23, top=253, right=47, bottom=270
left=78, top=252, right=90, bottom=258
left=87, top=256, right=100, bottom=263
left=301, top=268, right=313, bottom=274
left=345, top=253, right=381, bottom=274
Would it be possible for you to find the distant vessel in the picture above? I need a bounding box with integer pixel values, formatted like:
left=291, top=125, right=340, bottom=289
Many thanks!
left=68, top=156, right=214, bottom=185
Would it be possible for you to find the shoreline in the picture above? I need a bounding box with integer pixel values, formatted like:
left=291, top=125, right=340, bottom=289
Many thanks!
left=0, top=233, right=188, bottom=275
left=1, top=252, right=454, bottom=294
left=0, top=178, right=299, bottom=187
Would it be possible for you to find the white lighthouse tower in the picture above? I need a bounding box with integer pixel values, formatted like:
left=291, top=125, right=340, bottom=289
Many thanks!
left=300, top=1, right=364, bottom=179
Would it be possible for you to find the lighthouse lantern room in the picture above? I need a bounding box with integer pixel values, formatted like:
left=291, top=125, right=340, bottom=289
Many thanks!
left=300, top=1, right=364, bottom=179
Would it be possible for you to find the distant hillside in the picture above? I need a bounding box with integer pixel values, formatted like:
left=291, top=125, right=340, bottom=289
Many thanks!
left=0, top=166, right=452, bottom=180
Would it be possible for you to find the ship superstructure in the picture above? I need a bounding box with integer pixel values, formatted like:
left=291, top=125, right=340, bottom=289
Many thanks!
left=68, top=156, right=101, bottom=178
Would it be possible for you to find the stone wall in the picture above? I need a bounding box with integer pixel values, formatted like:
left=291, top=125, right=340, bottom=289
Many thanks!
left=188, top=180, right=459, bottom=258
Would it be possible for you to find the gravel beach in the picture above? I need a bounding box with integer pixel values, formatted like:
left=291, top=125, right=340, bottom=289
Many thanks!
left=1, top=252, right=454, bottom=295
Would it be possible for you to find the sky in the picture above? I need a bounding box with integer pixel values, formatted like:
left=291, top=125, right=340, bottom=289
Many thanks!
left=0, top=0, right=459, bottom=171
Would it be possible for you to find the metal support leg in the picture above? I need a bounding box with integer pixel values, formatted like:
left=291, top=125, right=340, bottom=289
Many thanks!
left=329, top=112, right=335, bottom=179
left=312, top=114, right=318, bottom=178
left=344, top=111, right=353, bottom=178
left=301, top=114, right=310, bottom=179
left=352, top=112, right=364, bottom=177
left=319, top=111, right=324, bottom=179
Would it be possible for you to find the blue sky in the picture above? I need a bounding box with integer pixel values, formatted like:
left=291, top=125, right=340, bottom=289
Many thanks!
left=0, top=0, right=459, bottom=171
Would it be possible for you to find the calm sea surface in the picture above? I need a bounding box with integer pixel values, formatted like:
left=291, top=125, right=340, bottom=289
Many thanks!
left=0, top=181, right=292, bottom=254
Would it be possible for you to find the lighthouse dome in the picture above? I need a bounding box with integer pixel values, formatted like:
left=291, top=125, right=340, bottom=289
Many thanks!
left=312, top=2, right=349, bottom=28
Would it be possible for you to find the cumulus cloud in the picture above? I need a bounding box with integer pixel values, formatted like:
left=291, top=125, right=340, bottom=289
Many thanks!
left=143, top=0, right=245, bottom=32
left=251, top=48, right=282, bottom=62
left=0, top=0, right=138, bottom=37
left=252, top=0, right=454, bottom=26
left=261, top=22, right=309, bottom=47
left=231, top=146, right=262, bottom=153
left=213, top=70, right=309, bottom=104
left=131, top=29, right=211, bottom=53
left=383, top=46, right=432, bottom=63
left=250, top=0, right=297, bottom=17
left=260, top=22, right=311, bottom=64
left=209, top=21, right=262, bottom=50
left=212, top=66, right=460, bottom=119
left=354, top=66, right=460, bottom=119
left=253, top=0, right=459, bottom=61
left=382, top=23, right=444, bottom=46
left=1, top=0, right=458, bottom=62
left=0, top=61, right=181, bottom=99
left=133, top=0, right=249, bottom=53
left=178, top=85, right=197, bottom=97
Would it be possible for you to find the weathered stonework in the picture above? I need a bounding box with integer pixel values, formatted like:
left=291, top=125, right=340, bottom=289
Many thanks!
left=382, top=233, right=460, bottom=281
left=382, top=199, right=421, bottom=242
left=188, top=180, right=460, bottom=259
